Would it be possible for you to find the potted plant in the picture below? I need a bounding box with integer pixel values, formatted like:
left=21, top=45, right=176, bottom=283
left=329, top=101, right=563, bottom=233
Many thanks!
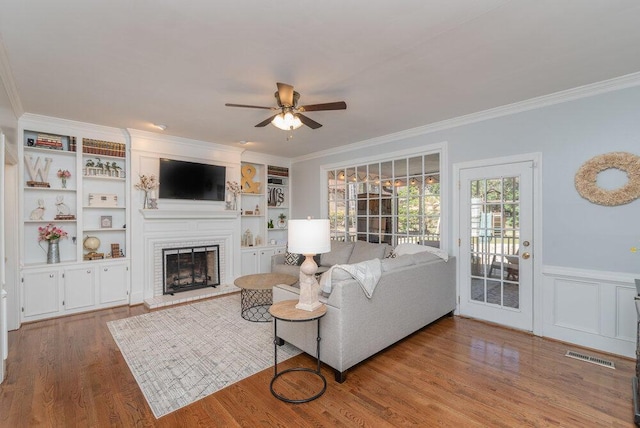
left=277, top=213, right=287, bottom=228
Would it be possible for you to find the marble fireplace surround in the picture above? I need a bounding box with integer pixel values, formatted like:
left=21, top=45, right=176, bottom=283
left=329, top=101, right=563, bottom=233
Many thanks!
left=140, top=209, right=239, bottom=308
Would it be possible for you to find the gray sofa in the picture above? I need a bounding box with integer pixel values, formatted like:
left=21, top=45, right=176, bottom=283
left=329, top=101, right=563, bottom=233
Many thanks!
left=272, top=248, right=456, bottom=382
left=271, top=240, right=393, bottom=280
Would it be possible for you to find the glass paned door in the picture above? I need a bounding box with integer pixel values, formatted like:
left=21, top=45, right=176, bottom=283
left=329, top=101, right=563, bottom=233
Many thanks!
left=459, top=161, right=533, bottom=331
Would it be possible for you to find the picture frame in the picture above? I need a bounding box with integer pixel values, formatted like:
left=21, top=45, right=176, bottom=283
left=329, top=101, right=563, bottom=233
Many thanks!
left=100, top=215, right=113, bottom=228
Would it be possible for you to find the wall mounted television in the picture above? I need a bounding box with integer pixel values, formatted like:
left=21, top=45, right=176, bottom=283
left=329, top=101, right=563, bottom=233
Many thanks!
left=158, top=158, right=226, bottom=201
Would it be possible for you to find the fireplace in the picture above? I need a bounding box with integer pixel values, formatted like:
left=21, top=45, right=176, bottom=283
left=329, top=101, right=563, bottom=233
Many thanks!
left=163, top=245, right=220, bottom=294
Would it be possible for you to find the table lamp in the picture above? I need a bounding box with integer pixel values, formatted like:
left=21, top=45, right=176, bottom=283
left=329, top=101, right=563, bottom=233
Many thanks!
left=288, top=218, right=331, bottom=311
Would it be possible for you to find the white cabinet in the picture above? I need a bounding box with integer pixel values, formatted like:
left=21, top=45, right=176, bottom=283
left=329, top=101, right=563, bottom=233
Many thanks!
left=63, top=266, right=95, bottom=311
left=98, top=261, right=129, bottom=306
left=18, top=116, right=131, bottom=323
left=241, top=246, right=285, bottom=276
left=21, top=261, right=130, bottom=322
left=239, top=158, right=290, bottom=275
left=22, top=269, right=60, bottom=319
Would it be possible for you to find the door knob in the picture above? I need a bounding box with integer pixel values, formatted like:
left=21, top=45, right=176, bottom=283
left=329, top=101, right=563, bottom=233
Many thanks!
left=521, top=252, right=531, bottom=260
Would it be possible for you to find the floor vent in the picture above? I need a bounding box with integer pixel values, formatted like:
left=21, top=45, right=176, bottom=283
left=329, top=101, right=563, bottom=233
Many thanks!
left=565, top=350, right=615, bottom=369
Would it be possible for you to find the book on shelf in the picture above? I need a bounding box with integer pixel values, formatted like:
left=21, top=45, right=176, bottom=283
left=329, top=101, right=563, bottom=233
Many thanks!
left=82, top=138, right=126, bottom=157
left=267, top=165, right=289, bottom=177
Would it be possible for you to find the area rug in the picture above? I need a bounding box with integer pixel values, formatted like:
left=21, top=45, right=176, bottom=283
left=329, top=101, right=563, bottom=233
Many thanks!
left=107, top=293, right=300, bottom=418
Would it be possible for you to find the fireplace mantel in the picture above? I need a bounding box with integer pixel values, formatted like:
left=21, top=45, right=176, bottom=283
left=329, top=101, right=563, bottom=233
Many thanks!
left=139, top=209, right=240, bottom=220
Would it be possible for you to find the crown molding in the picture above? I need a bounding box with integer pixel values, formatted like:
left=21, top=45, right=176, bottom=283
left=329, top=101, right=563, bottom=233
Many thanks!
left=128, top=128, right=244, bottom=155
left=294, top=71, right=640, bottom=163
left=0, top=34, right=24, bottom=118
left=20, top=113, right=128, bottom=140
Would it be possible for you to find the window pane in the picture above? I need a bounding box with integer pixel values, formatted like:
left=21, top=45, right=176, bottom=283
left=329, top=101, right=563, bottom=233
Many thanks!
left=327, top=153, right=440, bottom=250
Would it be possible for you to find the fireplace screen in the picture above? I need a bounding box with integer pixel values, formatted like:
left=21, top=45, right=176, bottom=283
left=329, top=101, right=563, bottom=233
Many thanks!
left=163, top=245, right=220, bottom=294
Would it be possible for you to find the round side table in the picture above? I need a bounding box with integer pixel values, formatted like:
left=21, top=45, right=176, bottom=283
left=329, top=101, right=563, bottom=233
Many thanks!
left=234, top=273, right=297, bottom=322
left=268, top=299, right=327, bottom=403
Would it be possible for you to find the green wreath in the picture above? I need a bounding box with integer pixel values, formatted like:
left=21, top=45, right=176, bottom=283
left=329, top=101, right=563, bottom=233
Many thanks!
left=574, top=152, right=640, bottom=206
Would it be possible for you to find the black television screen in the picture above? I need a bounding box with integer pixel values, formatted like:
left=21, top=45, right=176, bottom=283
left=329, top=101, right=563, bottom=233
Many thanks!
left=158, top=158, right=226, bottom=201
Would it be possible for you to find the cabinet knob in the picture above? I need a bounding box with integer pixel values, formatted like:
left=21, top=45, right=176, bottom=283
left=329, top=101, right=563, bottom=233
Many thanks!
left=49, top=274, right=54, bottom=278
left=87, top=270, right=92, bottom=274
left=104, top=268, right=109, bottom=272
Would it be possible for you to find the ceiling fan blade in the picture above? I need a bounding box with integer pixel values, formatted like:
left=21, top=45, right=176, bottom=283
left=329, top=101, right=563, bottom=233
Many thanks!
left=255, top=114, right=279, bottom=127
left=298, top=101, right=347, bottom=112
left=297, top=113, right=322, bottom=129
left=276, top=82, right=294, bottom=107
left=225, top=103, right=276, bottom=110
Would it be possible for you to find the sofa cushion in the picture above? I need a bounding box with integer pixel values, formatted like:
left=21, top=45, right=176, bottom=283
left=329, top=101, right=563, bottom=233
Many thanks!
left=348, top=241, right=391, bottom=264
left=320, top=241, right=354, bottom=266
left=381, top=254, right=415, bottom=272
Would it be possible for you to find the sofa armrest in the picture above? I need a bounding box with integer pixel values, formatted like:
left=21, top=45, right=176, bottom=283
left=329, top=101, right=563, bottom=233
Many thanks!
left=273, top=283, right=300, bottom=295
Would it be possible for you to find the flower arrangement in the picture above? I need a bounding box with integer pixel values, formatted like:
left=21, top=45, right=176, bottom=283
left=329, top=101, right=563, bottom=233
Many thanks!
left=135, top=174, right=159, bottom=191
left=226, top=181, right=241, bottom=210
left=57, top=169, right=71, bottom=179
left=38, top=223, right=68, bottom=242
left=226, top=181, right=241, bottom=196
left=57, top=169, right=71, bottom=188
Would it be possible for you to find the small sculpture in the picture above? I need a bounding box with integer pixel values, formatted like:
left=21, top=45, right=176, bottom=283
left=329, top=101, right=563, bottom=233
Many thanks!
left=55, top=195, right=71, bottom=216
left=30, top=199, right=45, bottom=220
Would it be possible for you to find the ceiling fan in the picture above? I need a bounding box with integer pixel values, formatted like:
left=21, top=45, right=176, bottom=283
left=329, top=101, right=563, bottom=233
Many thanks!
left=225, top=82, right=347, bottom=130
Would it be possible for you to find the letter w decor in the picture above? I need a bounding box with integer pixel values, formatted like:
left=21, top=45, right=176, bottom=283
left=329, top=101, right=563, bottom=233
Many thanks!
left=24, top=155, right=53, bottom=182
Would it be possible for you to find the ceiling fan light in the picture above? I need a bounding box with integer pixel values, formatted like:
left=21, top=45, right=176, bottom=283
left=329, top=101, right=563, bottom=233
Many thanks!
left=272, top=112, right=303, bottom=131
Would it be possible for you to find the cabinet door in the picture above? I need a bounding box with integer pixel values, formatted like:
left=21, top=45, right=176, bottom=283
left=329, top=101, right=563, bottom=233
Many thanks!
left=98, top=262, right=129, bottom=306
left=22, top=270, right=60, bottom=319
left=241, top=250, right=258, bottom=276
left=259, top=248, right=276, bottom=273
left=63, top=267, right=95, bottom=311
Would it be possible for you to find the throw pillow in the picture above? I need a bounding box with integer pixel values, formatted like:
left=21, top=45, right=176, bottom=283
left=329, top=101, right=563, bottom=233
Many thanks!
left=320, top=241, right=355, bottom=266
left=284, top=251, right=301, bottom=266
left=348, top=241, right=391, bottom=264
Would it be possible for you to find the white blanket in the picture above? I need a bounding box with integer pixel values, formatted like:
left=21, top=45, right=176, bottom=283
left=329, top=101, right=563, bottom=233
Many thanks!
left=320, top=258, right=383, bottom=299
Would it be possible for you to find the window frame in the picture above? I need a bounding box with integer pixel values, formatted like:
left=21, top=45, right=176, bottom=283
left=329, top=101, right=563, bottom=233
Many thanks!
left=320, top=143, right=448, bottom=250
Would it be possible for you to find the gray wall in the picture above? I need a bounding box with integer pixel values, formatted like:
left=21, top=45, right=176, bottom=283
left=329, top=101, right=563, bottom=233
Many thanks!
left=291, top=86, right=640, bottom=274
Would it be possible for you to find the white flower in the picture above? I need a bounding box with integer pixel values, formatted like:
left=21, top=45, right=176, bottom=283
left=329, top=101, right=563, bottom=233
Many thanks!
left=135, top=174, right=159, bottom=191
left=226, top=181, right=241, bottom=196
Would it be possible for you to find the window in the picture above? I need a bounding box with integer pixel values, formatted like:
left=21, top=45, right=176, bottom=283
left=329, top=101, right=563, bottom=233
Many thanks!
left=327, top=153, right=440, bottom=247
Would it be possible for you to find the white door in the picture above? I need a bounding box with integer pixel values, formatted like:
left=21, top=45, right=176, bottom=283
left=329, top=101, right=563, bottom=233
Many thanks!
left=458, top=161, right=534, bottom=331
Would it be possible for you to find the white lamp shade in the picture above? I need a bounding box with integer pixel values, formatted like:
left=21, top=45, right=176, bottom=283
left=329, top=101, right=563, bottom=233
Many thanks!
left=288, top=218, right=331, bottom=254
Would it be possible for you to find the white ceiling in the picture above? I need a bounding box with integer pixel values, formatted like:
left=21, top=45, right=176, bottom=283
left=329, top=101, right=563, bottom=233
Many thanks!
left=1, top=1, right=639, bottom=158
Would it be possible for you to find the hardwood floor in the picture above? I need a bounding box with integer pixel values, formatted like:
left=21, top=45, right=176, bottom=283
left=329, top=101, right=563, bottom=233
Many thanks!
left=0, top=300, right=635, bottom=427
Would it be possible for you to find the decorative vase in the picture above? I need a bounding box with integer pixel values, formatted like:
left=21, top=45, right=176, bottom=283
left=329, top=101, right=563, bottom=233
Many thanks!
left=61, top=178, right=67, bottom=189
left=232, top=194, right=237, bottom=211
left=278, top=219, right=286, bottom=229
left=143, top=190, right=149, bottom=209
left=47, top=239, right=60, bottom=264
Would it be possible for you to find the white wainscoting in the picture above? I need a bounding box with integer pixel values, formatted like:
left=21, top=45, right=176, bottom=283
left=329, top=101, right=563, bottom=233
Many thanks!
left=543, top=265, right=638, bottom=358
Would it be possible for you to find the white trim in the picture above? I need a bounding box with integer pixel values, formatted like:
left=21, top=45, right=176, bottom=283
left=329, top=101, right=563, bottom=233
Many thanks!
left=543, top=265, right=639, bottom=284
left=541, top=265, right=637, bottom=358
left=452, top=152, right=543, bottom=335
left=139, top=209, right=239, bottom=220
left=128, top=128, right=243, bottom=155
left=294, top=71, right=640, bottom=163
left=0, top=35, right=24, bottom=118
left=21, top=113, right=127, bottom=140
